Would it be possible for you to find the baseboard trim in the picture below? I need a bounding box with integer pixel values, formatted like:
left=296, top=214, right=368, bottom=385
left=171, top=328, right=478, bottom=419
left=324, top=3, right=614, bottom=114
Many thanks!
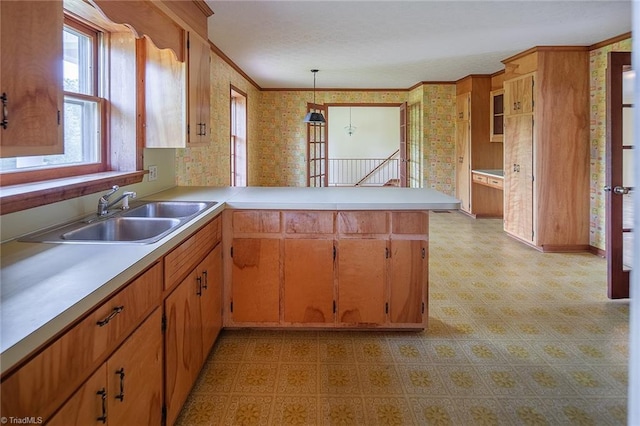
left=589, top=245, right=606, bottom=258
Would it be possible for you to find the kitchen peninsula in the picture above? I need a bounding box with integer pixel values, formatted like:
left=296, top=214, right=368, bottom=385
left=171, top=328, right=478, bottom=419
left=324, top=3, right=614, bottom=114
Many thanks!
left=0, top=186, right=459, bottom=423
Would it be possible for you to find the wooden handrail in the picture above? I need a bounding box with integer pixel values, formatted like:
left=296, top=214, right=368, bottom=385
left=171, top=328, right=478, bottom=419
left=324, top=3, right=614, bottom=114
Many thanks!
left=355, top=149, right=400, bottom=186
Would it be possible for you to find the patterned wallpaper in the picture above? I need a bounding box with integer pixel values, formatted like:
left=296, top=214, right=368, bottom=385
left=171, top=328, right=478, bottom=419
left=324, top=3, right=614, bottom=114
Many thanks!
left=589, top=38, right=632, bottom=250
left=173, top=49, right=460, bottom=190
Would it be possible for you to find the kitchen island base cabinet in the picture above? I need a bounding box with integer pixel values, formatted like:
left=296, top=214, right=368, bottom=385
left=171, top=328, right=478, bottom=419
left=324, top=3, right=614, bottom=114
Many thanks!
left=48, top=309, right=163, bottom=426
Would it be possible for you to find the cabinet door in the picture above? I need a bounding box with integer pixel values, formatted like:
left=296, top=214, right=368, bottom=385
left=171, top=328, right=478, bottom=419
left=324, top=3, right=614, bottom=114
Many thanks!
left=456, top=118, right=471, bottom=213
left=0, top=0, right=63, bottom=157
left=504, top=114, right=534, bottom=242
left=165, top=269, right=204, bottom=426
left=389, top=240, right=427, bottom=325
left=505, top=75, right=534, bottom=116
left=108, top=309, right=163, bottom=426
left=284, top=239, right=335, bottom=324
left=198, top=244, right=223, bottom=359
left=456, top=93, right=470, bottom=121
left=47, top=366, right=107, bottom=426
left=337, top=239, right=387, bottom=325
left=187, top=32, right=210, bottom=146
left=143, top=36, right=186, bottom=148
left=231, top=238, right=280, bottom=323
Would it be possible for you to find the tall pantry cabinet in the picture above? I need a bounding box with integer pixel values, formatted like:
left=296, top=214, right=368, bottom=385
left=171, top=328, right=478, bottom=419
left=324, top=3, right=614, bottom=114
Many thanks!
left=455, top=75, right=503, bottom=216
left=502, top=47, right=590, bottom=252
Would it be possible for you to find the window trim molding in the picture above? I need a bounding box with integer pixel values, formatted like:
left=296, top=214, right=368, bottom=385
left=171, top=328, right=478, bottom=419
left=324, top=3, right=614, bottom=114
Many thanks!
left=0, top=171, right=145, bottom=215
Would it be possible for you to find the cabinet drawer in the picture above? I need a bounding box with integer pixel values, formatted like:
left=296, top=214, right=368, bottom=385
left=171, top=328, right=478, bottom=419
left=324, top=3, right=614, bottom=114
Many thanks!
left=232, top=210, right=281, bottom=234
left=391, top=212, right=428, bottom=235
left=0, top=262, right=162, bottom=421
left=472, top=173, right=488, bottom=184
left=284, top=211, right=334, bottom=234
left=165, top=216, right=221, bottom=290
left=338, top=211, right=388, bottom=234
left=487, top=177, right=504, bottom=189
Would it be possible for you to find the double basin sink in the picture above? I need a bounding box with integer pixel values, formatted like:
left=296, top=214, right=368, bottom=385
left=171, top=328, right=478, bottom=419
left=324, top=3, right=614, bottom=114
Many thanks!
left=20, top=201, right=218, bottom=244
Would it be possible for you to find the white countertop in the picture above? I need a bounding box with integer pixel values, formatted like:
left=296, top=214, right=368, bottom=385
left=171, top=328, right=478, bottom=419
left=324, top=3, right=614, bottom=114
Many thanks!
left=0, top=186, right=459, bottom=373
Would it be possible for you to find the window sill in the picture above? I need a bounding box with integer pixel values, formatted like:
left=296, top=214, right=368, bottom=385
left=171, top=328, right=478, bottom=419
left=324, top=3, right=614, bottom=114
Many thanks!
left=0, top=171, right=146, bottom=215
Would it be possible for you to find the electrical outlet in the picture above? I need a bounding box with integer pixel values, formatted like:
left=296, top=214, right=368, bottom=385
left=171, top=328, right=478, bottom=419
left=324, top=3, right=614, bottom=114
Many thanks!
left=148, top=165, right=158, bottom=181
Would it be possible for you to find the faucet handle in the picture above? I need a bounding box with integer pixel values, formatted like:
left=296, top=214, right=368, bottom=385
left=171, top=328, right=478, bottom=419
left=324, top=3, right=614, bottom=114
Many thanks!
left=102, top=185, right=119, bottom=200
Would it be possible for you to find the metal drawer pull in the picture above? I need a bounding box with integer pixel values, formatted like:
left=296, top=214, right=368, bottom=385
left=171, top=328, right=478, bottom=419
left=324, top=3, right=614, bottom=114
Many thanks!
left=96, top=306, right=124, bottom=327
left=1, top=93, right=7, bottom=129
left=115, top=368, right=125, bottom=401
left=196, top=276, right=203, bottom=296
left=97, top=388, right=107, bottom=423
left=202, top=271, right=208, bottom=290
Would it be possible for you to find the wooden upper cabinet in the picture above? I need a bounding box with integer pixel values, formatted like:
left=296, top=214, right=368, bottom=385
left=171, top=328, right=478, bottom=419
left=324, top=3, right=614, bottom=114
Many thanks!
left=142, top=36, right=187, bottom=148
left=489, top=89, right=504, bottom=142
left=0, top=1, right=64, bottom=158
left=187, top=32, right=211, bottom=146
left=505, top=74, right=534, bottom=116
left=456, top=92, right=470, bottom=121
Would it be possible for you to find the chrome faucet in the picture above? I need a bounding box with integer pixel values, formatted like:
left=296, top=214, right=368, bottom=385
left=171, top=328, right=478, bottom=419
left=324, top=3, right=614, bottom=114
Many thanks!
left=97, top=185, right=137, bottom=216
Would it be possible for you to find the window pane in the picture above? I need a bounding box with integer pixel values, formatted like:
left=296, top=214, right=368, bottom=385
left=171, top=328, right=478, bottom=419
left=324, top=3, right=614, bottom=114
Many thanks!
left=63, top=26, right=93, bottom=95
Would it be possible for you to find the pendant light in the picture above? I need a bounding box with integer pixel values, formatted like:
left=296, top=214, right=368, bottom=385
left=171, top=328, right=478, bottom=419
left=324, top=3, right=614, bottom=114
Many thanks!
left=303, top=69, right=326, bottom=124
left=345, top=107, right=357, bottom=136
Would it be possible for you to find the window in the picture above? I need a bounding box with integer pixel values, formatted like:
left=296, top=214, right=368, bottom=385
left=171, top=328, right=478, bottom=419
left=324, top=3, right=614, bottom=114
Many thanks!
left=0, top=17, right=104, bottom=178
left=230, top=87, right=247, bottom=186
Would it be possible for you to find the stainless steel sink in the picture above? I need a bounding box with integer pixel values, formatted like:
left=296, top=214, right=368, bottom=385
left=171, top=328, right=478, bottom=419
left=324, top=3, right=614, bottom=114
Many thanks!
left=122, top=201, right=213, bottom=219
left=61, top=217, right=180, bottom=242
left=19, top=200, right=218, bottom=244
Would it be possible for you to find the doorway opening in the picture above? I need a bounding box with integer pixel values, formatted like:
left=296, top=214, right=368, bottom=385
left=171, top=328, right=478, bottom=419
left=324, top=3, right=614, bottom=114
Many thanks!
left=325, top=104, right=418, bottom=187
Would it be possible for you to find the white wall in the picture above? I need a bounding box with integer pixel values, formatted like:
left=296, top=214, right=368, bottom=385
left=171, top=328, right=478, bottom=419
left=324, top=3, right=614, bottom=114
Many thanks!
left=328, top=106, right=400, bottom=158
left=1, top=148, right=176, bottom=242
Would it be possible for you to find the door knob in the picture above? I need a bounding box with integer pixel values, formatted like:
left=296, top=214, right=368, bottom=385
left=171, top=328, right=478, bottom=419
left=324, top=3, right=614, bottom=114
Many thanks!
left=603, top=186, right=611, bottom=192
left=613, top=186, right=632, bottom=195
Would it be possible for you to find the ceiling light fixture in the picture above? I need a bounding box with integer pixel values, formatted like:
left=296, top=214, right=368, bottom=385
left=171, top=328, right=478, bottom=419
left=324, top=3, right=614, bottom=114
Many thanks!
left=345, top=107, right=357, bottom=136
left=303, top=69, right=326, bottom=124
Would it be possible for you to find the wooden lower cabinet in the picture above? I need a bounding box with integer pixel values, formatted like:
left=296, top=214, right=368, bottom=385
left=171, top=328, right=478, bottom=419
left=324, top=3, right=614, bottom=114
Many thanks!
left=230, top=238, right=280, bottom=323
left=337, top=239, right=387, bottom=325
left=198, top=244, right=223, bottom=360
left=48, top=309, right=163, bottom=425
left=389, top=240, right=427, bottom=325
left=283, top=238, right=334, bottom=324
left=504, top=114, right=533, bottom=243
left=165, top=242, right=223, bottom=426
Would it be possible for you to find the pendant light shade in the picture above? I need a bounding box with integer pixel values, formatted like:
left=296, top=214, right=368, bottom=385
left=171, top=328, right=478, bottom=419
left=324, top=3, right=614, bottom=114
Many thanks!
left=303, top=69, right=326, bottom=124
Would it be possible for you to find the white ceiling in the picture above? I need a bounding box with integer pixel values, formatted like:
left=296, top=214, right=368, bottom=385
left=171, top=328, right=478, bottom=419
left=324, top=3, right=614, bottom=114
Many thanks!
left=205, top=0, right=631, bottom=90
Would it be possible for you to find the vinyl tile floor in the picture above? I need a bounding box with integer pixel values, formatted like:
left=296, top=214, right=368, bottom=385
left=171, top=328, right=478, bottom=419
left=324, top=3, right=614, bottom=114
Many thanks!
left=175, top=212, right=628, bottom=425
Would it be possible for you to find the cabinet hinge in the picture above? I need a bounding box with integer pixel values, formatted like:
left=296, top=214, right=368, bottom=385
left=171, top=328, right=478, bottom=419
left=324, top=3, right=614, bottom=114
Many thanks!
left=57, top=110, right=61, bottom=125
left=385, top=247, right=390, bottom=259
left=187, top=124, right=190, bottom=135
left=230, top=301, right=234, bottom=313
left=230, top=246, right=234, bottom=258
left=333, top=245, right=336, bottom=260
left=422, top=302, right=425, bottom=314
left=422, top=247, right=426, bottom=259
left=385, top=302, right=389, bottom=314
left=162, top=404, right=167, bottom=425
left=161, top=314, right=167, bottom=333
left=333, top=300, right=336, bottom=314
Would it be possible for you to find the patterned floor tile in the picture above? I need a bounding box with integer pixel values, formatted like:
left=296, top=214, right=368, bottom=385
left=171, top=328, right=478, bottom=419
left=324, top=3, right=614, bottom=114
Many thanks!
left=174, top=213, right=628, bottom=426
